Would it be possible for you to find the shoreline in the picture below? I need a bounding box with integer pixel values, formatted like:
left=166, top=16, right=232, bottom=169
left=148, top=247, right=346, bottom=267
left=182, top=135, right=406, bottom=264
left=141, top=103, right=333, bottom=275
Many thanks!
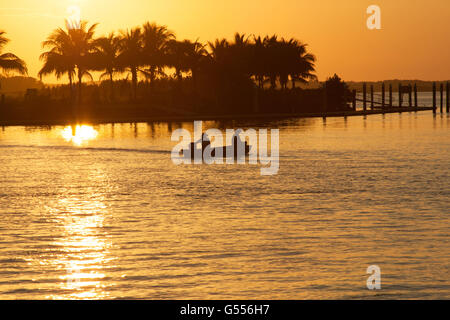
left=0, top=106, right=434, bottom=127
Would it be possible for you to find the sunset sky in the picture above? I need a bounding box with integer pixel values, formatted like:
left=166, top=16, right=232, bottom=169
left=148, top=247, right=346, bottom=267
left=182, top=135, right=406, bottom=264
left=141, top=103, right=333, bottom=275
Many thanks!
left=1, top=0, right=449, bottom=83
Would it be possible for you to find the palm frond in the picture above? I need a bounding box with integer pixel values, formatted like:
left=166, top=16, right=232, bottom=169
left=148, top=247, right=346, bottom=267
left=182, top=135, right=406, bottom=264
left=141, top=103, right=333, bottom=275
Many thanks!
left=0, top=53, right=28, bottom=75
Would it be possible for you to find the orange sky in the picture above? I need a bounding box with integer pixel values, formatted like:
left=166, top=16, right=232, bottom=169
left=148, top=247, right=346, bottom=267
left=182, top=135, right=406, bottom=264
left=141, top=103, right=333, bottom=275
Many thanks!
left=1, top=0, right=449, bottom=83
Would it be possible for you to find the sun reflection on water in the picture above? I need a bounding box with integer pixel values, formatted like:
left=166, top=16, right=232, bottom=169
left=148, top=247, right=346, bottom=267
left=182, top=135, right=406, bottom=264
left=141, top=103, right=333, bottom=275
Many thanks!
left=61, top=125, right=98, bottom=146
left=41, top=168, right=116, bottom=300
left=45, top=196, right=113, bottom=300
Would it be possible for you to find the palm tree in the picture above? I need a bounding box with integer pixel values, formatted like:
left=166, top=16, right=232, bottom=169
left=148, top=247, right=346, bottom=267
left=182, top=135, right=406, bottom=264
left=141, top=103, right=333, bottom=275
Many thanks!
left=208, top=38, right=230, bottom=62
left=230, top=33, right=251, bottom=76
left=207, top=38, right=233, bottom=85
left=67, top=21, right=98, bottom=103
left=94, top=33, right=121, bottom=100
left=166, top=40, right=189, bottom=81
left=262, top=35, right=280, bottom=89
left=0, top=31, right=27, bottom=76
left=117, top=27, right=142, bottom=100
left=233, top=33, right=249, bottom=48
left=185, top=40, right=207, bottom=82
left=278, top=38, right=298, bottom=90
left=141, top=22, right=174, bottom=84
left=167, top=39, right=207, bottom=82
left=250, top=35, right=266, bottom=89
left=40, top=21, right=98, bottom=104
left=248, top=35, right=316, bottom=90
left=207, top=38, right=231, bottom=84
left=39, top=27, right=75, bottom=100
left=288, top=39, right=316, bottom=88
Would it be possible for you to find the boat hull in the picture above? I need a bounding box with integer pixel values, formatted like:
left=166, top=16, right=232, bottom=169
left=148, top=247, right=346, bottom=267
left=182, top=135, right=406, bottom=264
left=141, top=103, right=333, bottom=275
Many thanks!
left=187, top=143, right=250, bottom=159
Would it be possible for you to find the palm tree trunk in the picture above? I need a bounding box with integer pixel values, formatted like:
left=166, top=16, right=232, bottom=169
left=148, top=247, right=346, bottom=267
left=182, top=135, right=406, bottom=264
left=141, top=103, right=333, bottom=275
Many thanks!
left=150, top=67, right=156, bottom=82
left=192, top=70, right=199, bottom=113
left=68, top=73, right=75, bottom=117
left=78, top=72, right=82, bottom=106
left=270, top=76, right=276, bottom=90
left=149, top=66, right=156, bottom=91
left=68, top=74, right=73, bottom=102
left=109, top=72, right=114, bottom=101
left=131, top=67, right=137, bottom=101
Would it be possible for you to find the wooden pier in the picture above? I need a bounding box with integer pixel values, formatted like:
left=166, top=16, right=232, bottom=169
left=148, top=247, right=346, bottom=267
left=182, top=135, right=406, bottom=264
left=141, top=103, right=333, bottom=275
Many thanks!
left=355, top=81, right=449, bottom=115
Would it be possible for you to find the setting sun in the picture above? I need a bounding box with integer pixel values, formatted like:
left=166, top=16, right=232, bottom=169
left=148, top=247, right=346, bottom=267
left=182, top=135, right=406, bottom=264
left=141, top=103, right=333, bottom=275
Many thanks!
left=66, top=5, right=81, bottom=29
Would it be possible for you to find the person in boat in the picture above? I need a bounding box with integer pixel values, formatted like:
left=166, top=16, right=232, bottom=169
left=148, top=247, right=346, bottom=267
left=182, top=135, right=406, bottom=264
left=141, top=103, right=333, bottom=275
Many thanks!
left=202, top=133, right=212, bottom=150
left=232, top=130, right=250, bottom=157
left=189, top=133, right=211, bottom=158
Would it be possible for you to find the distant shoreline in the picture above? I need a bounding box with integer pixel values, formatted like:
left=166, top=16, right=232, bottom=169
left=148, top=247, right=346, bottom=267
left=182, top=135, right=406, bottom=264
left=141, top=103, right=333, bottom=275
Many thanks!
left=0, top=106, right=434, bottom=127
left=1, top=77, right=449, bottom=97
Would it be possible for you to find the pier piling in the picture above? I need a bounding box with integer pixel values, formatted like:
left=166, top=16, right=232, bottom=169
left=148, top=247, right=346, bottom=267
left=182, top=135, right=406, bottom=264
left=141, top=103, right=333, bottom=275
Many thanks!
left=370, top=85, right=374, bottom=110
left=381, top=83, right=385, bottom=109
left=447, top=82, right=449, bottom=113
left=440, top=83, right=444, bottom=113
left=352, top=90, right=356, bottom=111
left=408, top=84, right=412, bottom=107
left=363, top=83, right=367, bottom=112
left=433, top=82, right=437, bottom=113
left=389, top=84, right=393, bottom=108
left=414, top=84, right=418, bottom=108
left=398, top=83, right=402, bottom=108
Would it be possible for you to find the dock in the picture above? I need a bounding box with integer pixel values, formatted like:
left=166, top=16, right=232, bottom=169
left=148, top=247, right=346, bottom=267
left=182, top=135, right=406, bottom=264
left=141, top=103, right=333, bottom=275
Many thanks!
left=350, top=81, right=449, bottom=114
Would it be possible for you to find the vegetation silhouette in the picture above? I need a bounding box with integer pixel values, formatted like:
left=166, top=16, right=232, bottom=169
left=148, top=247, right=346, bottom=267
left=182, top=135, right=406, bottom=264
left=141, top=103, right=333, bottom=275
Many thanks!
left=0, top=30, right=28, bottom=76
left=1, top=20, right=356, bottom=124
left=39, top=21, right=98, bottom=108
left=323, top=74, right=352, bottom=112
left=92, top=33, right=121, bottom=102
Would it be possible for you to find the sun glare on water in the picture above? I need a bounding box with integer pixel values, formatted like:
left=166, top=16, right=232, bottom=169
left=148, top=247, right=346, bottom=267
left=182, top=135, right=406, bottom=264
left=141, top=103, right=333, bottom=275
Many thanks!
left=61, top=125, right=98, bottom=145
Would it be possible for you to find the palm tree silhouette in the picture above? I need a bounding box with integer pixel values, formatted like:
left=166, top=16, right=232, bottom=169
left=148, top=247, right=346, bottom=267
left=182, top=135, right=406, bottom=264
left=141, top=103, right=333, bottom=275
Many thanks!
left=288, top=39, right=316, bottom=88
left=67, top=21, right=98, bottom=104
left=93, top=33, right=121, bottom=100
left=208, top=39, right=230, bottom=62
left=262, top=35, right=280, bottom=89
left=166, top=40, right=190, bottom=81
left=230, top=33, right=251, bottom=76
left=167, top=39, right=207, bottom=82
left=184, top=40, right=207, bottom=83
left=141, top=22, right=174, bottom=84
left=233, top=33, right=249, bottom=48
left=0, top=31, right=27, bottom=76
left=117, top=27, right=142, bottom=100
left=40, top=21, right=98, bottom=105
left=247, top=35, right=316, bottom=90
left=39, top=27, right=76, bottom=101
left=250, top=35, right=266, bottom=89
left=207, top=38, right=232, bottom=81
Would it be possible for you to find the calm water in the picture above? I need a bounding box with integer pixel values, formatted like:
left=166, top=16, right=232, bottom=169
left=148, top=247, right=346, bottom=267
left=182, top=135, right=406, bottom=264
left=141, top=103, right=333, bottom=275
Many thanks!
left=0, top=110, right=449, bottom=299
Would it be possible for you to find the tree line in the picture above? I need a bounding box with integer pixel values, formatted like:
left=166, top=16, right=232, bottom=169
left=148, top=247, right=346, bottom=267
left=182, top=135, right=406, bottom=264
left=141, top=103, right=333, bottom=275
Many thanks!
left=1, top=21, right=317, bottom=103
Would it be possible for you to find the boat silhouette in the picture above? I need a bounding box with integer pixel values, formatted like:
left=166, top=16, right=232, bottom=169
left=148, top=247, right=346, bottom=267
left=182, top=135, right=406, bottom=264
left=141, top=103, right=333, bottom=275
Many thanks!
left=186, top=140, right=251, bottom=159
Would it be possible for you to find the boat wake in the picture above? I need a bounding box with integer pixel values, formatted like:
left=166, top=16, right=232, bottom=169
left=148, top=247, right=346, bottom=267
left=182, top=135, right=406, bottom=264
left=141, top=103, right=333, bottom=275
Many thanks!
left=0, top=144, right=171, bottom=154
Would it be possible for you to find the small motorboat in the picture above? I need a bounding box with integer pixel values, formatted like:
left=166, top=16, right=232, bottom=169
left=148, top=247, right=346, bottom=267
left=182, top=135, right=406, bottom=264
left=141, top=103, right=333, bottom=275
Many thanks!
left=186, top=141, right=251, bottom=159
